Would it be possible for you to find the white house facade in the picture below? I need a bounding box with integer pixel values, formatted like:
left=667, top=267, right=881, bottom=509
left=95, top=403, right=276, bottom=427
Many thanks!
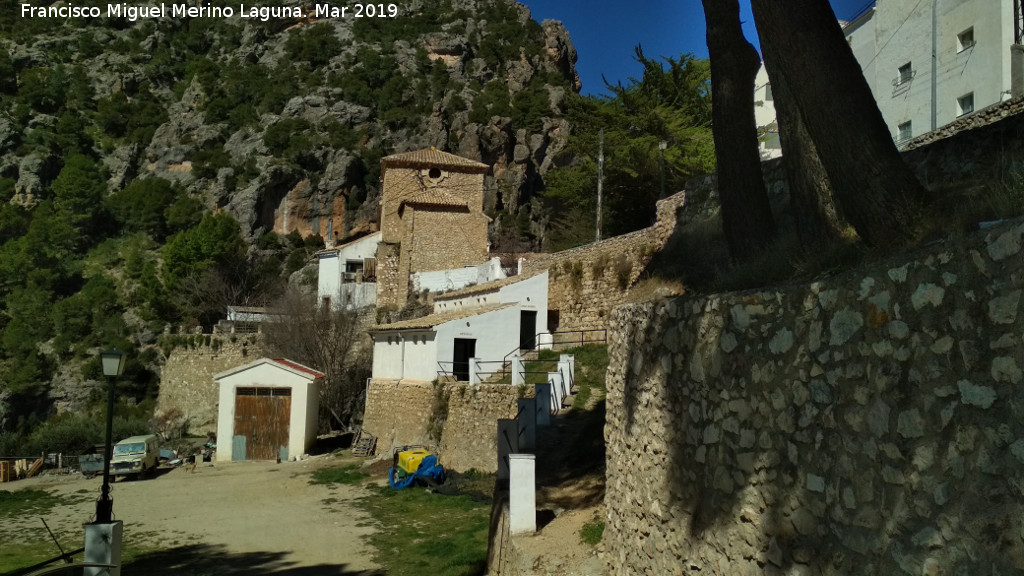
left=214, top=358, right=323, bottom=462
left=369, top=303, right=519, bottom=382
left=753, top=64, right=782, bottom=160
left=369, top=271, right=550, bottom=383
left=411, top=257, right=506, bottom=294
left=755, top=0, right=1024, bottom=149
left=316, top=231, right=381, bottom=310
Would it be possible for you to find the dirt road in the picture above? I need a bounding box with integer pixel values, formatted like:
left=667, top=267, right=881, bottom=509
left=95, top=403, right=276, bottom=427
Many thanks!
left=4, top=456, right=381, bottom=575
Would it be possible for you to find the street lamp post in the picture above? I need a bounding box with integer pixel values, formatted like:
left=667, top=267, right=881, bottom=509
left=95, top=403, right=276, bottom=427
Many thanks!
left=86, top=349, right=126, bottom=576
left=97, top=350, right=125, bottom=523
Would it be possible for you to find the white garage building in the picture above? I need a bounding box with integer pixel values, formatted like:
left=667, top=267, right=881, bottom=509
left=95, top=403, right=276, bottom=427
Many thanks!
left=214, top=358, right=324, bottom=462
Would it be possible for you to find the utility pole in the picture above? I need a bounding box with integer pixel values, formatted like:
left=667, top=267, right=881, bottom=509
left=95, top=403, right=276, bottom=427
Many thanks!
left=930, top=0, right=937, bottom=131
left=596, top=129, right=604, bottom=242
left=658, top=140, right=667, bottom=200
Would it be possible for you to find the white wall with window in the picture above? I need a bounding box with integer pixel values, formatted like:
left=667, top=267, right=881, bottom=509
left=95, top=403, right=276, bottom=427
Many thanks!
left=369, top=304, right=520, bottom=382
left=844, top=0, right=1016, bottom=146
left=316, top=231, right=381, bottom=310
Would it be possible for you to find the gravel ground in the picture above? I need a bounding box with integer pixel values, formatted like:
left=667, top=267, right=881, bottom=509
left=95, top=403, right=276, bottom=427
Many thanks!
left=4, top=456, right=381, bottom=575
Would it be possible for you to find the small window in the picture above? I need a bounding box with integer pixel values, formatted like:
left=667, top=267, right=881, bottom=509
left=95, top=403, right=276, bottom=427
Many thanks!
left=897, top=121, right=912, bottom=142
left=957, top=28, right=975, bottom=52
left=764, top=83, right=773, bottom=101
left=897, top=62, right=913, bottom=85
left=428, top=167, right=442, bottom=179
left=957, top=92, right=974, bottom=116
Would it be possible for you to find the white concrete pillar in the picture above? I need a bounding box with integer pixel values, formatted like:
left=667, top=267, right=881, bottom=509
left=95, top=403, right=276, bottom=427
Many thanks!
left=511, top=354, right=525, bottom=386
left=509, top=454, right=537, bottom=535
left=469, top=357, right=481, bottom=385
left=548, top=372, right=565, bottom=409
left=517, top=398, right=536, bottom=452
left=560, top=354, right=575, bottom=384
left=534, top=384, right=551, bottom=426
left=84, top=521, right=123, bottom=576
left=558, top=358, right=573, bottom=394
left=496, top=419, right=519, bottom=481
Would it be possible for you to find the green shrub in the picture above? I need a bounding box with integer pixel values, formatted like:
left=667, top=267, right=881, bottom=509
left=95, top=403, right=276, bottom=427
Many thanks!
left=579, top=517, right=605, bottom=546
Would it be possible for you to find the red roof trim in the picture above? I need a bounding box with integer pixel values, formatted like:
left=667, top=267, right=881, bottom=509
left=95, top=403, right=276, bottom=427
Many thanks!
left=272, top=358, right=325, bottom=379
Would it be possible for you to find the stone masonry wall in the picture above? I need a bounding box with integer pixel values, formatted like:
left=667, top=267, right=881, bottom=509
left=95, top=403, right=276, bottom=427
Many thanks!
left=520, top=192, right=684, bottom=333
left=603, top=218, right=1024, bottom=575
left=408, top=206, right=488, bottom=275
left=375, top=241, right=402, bottom=309
left=157, top=335, right=259, bottom=435
left=362, top=378, right=522, bottom=472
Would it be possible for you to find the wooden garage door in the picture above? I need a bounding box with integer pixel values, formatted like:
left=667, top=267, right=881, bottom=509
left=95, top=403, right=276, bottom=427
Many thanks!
left=234, top=387, right=291, bottom=460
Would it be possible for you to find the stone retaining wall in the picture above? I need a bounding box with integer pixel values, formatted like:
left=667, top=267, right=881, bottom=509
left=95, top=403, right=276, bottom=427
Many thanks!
left=603, top=218, right=1024, bottom=575
left=362, top=378, right=523, bottom=472
left=520, top=192, right=685, bottom=333
left=157, top=335, right=259, bottom=435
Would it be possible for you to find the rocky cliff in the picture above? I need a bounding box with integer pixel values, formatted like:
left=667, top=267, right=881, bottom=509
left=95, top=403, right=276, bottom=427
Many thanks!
left=1, top=0, right=579, bottom=246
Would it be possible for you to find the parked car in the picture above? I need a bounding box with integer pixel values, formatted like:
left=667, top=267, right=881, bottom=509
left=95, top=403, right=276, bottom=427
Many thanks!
left=111, top=434, right=160, bottom=479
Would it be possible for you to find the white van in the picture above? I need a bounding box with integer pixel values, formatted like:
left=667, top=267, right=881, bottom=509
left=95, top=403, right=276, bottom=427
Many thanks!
left=111, top=434, right=159, bottom=479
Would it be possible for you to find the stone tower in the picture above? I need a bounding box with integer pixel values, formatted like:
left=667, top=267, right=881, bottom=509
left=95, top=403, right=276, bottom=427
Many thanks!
left=375, top=148, right=491, bottom=308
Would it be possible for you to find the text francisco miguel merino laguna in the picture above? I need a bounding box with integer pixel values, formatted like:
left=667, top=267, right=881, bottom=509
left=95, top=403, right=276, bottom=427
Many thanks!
left=19, top=2, right=373, bottom=21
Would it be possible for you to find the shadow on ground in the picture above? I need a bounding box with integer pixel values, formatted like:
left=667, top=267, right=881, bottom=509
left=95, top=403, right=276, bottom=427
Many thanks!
left=122, top=544, right=384, bottom=575
left=534, top=399, right=607, bottom=509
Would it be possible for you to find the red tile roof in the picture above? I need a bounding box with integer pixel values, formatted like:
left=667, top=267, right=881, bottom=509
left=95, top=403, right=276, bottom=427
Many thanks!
left=272, top=358, right=325, bottom=379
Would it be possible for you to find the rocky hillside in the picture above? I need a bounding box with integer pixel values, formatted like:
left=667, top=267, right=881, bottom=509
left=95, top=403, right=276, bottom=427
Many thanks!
left=0, top=0, right=579, bottom=433
left=1, top=0, right=579, bottom=244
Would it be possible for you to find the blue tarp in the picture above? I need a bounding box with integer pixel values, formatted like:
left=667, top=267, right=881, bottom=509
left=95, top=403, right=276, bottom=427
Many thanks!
left=388, top=454, right=446, bottom=490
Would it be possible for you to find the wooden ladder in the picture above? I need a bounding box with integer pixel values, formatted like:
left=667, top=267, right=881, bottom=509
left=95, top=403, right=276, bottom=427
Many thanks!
left=352, top=430, right=376, bottom=457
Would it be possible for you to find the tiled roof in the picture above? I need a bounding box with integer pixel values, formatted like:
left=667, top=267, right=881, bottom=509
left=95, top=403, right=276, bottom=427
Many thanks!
left=434, top=270, right=545, bottom=300
left=369, top=303, right=515, bottom=332
left=214, top=357, right=325, bottom=381
left=400, top=188, right=469, bottom=209
left=272, top=358, right=326, bottom=379
left=381, top=147, right=489, bottom=172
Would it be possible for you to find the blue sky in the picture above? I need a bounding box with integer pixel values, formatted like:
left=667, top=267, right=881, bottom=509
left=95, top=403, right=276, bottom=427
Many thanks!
left=520, top=0, right=876, bottom=96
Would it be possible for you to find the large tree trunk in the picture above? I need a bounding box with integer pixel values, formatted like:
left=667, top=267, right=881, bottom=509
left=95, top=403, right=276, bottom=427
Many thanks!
left=701, top=0, right=776, bottom=261
left=758, top=23, right=846, bottom=247
left=750, top=0, right=931, bottom=248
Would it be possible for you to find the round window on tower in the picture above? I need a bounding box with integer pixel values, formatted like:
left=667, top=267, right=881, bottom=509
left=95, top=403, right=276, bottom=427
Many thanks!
left=428, top=167, right=442, bottom=179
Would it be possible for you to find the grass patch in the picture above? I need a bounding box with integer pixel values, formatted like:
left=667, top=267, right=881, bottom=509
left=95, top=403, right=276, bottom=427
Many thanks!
left=0, top=489, right=68, bottom=516
left=579, top=516, right=605, bottom=546
left=359, top=484, right=490, bottom=576
left=570, top=345, right=609, bottom=410
left=0, top=489, right=159, bottom=573
left=310, top=464, right=369, bottom=485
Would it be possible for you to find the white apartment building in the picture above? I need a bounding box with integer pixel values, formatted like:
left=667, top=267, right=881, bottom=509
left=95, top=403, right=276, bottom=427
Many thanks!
left=755, top=0, right=1024, bottom=153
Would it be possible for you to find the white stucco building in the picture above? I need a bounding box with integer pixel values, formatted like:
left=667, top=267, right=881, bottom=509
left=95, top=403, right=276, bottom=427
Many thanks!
left=411, top=257, right=506, bottom=293
left=849, top=0, right=1021, bottom=145
left=214, top=358, right=323, bottom=462
left=753, top=64, right=782, bottom=160
left=315, top=232, right=381, bottom=310
left=368, top=272, right=550, bottom=383
left=756, top=0, right=1024, bottom=150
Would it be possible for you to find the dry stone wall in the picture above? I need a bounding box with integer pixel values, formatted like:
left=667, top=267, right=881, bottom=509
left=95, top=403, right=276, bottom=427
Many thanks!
left=603, top=217, right=1024, bottom=575
left=157, top=335, right=259, bottom=435
left=521, top=192, right=684, bottom=333
left=362, top=378, right=522, bottom=472
left=375, top=242, right=402, bottom=309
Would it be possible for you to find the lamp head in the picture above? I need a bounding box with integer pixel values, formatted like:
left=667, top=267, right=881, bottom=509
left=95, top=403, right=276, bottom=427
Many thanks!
left=100, top=349, right=126, bottom=378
